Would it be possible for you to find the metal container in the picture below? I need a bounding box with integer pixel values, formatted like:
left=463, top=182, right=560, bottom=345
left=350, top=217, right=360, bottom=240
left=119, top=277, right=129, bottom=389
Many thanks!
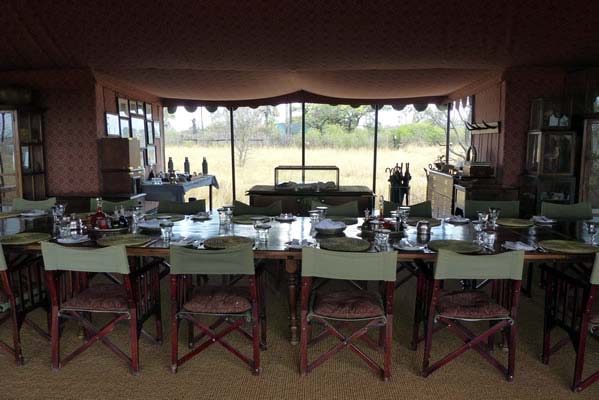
left=416, top=220, right=431, bottom=236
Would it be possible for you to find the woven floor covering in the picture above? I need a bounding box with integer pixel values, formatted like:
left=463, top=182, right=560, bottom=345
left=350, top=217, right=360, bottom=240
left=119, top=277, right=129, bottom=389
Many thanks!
left=1, top=271, right=598, bottom=400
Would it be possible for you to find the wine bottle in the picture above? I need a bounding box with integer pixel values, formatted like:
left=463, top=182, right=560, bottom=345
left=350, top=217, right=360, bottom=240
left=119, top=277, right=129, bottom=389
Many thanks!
left=184, top=157, right=190, bottom=175
left=91, top=197, right=107, bottom=229
left=202, top=157, right=208, bottom=175
left=168, top=157, right=174, bottom=173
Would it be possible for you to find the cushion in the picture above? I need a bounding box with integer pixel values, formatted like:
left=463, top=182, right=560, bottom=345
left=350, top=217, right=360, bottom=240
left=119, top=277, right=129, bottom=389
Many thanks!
left=233, top=200, right=282, bottom=216
left=310, top=200, right=359, bottom=217
left=313, top=290, right=383, bottom=319
left=158, top=199, right=206, bottom=214
left=61, top=284, right=129, bottom=312
left=183, top=286, right=251, bottom=314
left=437, top=290, right=510, bottom=320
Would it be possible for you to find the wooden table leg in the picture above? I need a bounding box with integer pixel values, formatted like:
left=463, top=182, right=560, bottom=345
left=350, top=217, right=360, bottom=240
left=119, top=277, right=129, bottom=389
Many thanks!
left=209, top=185, right=213, bottom=211
left=285, top=258, right=299, bottom=345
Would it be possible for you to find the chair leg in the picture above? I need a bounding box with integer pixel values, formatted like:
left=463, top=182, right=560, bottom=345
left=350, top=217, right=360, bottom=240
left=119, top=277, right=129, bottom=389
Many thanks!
left=252, top=309, right=261, bottom=375
left=487, top=321, right=496, bottom=351
left=155, top=307, right=163, bottom=345
left=507, top=323, right=517, bottom=381
left=383, top=319, right=392, bottom=381
left=421, top=312, right=435, bottom=376
left=171, top=315, right=179, bottom=373
left=572, top=322, right=589, bottom=390
left=411, top=272, right=425, bottom=351
left=258, top=270, right=267, bottom=350
left=299, top=316, right=309, bottom=375
left=51, top=306, right=60, bottom=372
left=187, top=320, right=194, bottom=348
left=130, top=313, right=139, bottom=374
left=10, top=308, right=24, bottom=366
left=524, top=263, right=534, bottom=298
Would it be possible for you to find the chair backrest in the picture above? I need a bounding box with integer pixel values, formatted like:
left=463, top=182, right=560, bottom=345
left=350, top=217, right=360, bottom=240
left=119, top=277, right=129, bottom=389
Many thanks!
left=233, top=200, right=282, bottom=216
left=12, top=197, right=56, bottom=212
left=464, top=200, right=520, bottom=219
left=434, top=249, right=524, bottom=281
left=591, top=253, right=599, bottom=285
left=41, top=242, right=130, bottom=274
left=384, top=200, right=432, bottom=218
left=89, top=198, right=138, bottom=214
left=0, top=244, right=7, bottom=271
left=157, top=199, right=206, bottom=214
left=169, top=245, right=254, bottom=275
left=301, top=247, right=397, bottom=281
left=310, top=200, right=359, bottom=217
left=540, top=201, right=592, bottom=220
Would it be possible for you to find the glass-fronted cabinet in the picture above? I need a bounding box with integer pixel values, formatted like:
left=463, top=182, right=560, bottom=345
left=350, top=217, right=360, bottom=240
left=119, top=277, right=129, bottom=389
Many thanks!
left=525, top=130, right=576, bottom=175
left=580, top=119, right=599, bottom=210
left=0, top=111, right=19, bottom=210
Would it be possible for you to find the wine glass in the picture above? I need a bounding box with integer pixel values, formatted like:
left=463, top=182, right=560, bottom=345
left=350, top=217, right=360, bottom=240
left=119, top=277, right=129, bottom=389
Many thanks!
left=585, top=222, right=597, bottom=245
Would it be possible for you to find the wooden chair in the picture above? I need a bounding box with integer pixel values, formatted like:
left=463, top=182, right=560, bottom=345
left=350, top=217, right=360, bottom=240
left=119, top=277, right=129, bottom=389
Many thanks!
left=89, top=198, right=138, bottom=213
left=384, top=200, right=432, bottom=218
left=421, top=250, right=525, bottom=381
left=0, top=244, right=50, bottom=365
left=541, top=256, right=599, bottom=392
left=157, top=199, right=206, bottom=214
left=233, top=200, right=282, bottom=216
left=169, top=245, right=262, bottom=374
left=540, top=201, right=593, bottom=220
left=41, top=243, right=162, bottom=374
left=463, top=200, right=520, bottom=219
left=299, top=247, right=397, bottom=380
left=310, top=200, right=359, bottom=217
left=12, top=197, right=56, bottom=212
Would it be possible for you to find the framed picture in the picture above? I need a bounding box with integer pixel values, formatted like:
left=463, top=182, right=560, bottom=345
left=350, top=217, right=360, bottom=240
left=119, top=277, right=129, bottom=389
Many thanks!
left=145, top=103, right=153, bottom=120
left=119, top=117, right=130, bottom=138
left=129, top=100, right=137, bottom=115
left=146, top=145, right=156, bottom=165
left=131, top=117, right=146, bottom=148
left=105, top=113, right=119, bottom=136
left=137, top=101, right=144, bottom=116
left=153, top=121, right=161, bottom=138
left=117, top=98, right=129, bottom=117
left=146, top=120, right=154, bottom=144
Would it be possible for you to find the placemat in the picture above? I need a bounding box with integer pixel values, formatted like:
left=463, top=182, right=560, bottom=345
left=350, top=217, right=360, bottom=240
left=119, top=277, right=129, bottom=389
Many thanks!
left=538, top=240, right=598, bottom=254
left=496, top=218, right=534, bottom=228
left=407, top=217, right=442, bottom=227
left=96, top=234, right=153, bottom=247
left=0, top=212, right=21, bottom=220
left=427, top=240, right=481, bottom=254
left=0, top=232, right=50, bottom=245
left=203, top=236, right=254, bottom=250
left=145, top=213, right=185, bottom=222
left=231, top=215, right=268, bottom=225
left=319, top=237, right=371, bottom=252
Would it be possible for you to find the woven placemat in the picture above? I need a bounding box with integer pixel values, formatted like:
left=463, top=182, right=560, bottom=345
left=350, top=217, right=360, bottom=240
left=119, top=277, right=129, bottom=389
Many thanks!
left=96, top=234, right=152, bottom=247
left=145, top=213, right=185, bottom=222
left=231, top=215, right=268, bottom=225
left=407, top=217, right=442, bottom=227
left=319, top=237, right=371, bottom=252
left=203, top=235, right=254, bottom=250
left=328, top=216, right=358, bottom=225
left=538, top=240, right=598, bottom=254
left=496, top=218, right=534, bottom=228
left=0, top=212, right=21, bottom=220
left=427, top=240, right=481, bottom=254
left=0, top=232, right=50, bottom=245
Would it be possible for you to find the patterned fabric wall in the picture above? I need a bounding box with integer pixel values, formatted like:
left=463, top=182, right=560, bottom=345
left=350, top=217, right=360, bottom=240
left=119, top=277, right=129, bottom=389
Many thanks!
left=471, top=82, right=502, bottom=173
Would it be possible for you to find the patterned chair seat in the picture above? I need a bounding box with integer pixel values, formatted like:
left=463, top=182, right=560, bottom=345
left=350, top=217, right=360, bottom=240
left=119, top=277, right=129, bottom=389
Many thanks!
left=312, top=290, right=383, bottom=319
left=591, top=312, right=599, bottom=326
left=183, top=286, right=251, bottom=314
left=437, top=290, right=510, bottom=320
left=61, top=284, right=129, bottom=312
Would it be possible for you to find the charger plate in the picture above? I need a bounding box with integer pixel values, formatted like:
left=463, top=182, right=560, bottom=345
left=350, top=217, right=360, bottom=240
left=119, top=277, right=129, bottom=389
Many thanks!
left=144, top=214, right=185, bottom=222
left=0, top=232, right=50, bottom=245
left=96, top=234, right=152, bottom=247
left=231, top=215, right=268, bottom=225
left=0, top=212, right=21, bottom=220
left=203, top=235, right=254, bottom=250
left=407, top=217, right=442, bottom=227
left=496, top=218, right=534, bottom=228
left=319, top=237, right=371, bottom=252
left=427, top=240, right=481, bottom=254
left=538, top=240, right=598, bottom=254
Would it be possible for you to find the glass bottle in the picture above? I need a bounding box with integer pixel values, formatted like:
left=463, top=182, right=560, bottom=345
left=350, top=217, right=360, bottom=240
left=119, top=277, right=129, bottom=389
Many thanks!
left=202, top=157, right=208, bottom=175
left=118, top=205, right=129, bottom=228
left=168, top=157, right=174, bottom=173
left=184, top=157, right=190, bottom=175
left=378, top=195, right=385, bottom=220
left=91, top=197, right=107, bottom=229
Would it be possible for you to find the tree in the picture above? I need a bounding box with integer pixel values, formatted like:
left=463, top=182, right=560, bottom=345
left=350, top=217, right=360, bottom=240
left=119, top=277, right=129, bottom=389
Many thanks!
left=305, top=104, right=372, bottom=133
left=233, top=107, right=276, bottom=166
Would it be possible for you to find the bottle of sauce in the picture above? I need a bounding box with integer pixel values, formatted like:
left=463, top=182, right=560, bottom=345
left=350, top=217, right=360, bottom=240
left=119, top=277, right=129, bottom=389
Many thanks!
left=202, top=157, right=208, bottom=175
left=91, top=197, right=108, bottom=229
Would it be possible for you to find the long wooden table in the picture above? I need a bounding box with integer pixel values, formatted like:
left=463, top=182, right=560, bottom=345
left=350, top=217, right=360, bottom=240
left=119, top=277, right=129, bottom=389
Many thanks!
left=1, top=214, right=596, bottom=344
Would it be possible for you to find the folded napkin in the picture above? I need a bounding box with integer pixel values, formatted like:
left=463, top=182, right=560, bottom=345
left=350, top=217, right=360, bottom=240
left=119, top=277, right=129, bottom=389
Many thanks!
left=446, top=216, right=470, bottom=223
left=314, top=219, right=346, bottom=229
left=532, top=216, right=556, bottom=224
left=397, top=238, right=425, bottom=250
left=502, top=241, right=536, bottom=251
left=138, top=220, right=161, bottom=229
left=170, top=238, right=195, bottom=247
left=286, top=239, right=315, bottom=249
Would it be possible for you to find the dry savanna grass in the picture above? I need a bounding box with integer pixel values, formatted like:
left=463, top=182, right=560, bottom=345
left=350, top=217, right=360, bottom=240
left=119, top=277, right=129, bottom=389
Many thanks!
left=165, top=144, right=445, bottom=208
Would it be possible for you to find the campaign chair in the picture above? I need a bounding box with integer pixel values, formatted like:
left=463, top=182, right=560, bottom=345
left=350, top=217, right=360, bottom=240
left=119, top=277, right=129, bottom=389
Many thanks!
left=0, top=244, right=49, bottom=365
left=540, top=201, right=593, bottom=220
left=542, top=256, right=599, bottom=392
left=299, top=247, right=397, bottom=380
left=169, top=245, right=262, bottom=374
left=463, top=200, right=520, bottom=219
left=12, top=197, right=56, bottom=212
left=310, top=200, right=360, bottom=217
left=421, top=250, right=525, bottom=381
left=89, top=198, right=138, bottom=213
left=42, top=243, right=162, bottom=374
left=157, top=199, right=206, bottom=214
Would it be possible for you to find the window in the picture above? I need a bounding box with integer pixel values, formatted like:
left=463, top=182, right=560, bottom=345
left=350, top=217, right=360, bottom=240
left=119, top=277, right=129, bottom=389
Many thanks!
left=447, top=98, right=472, bottom=167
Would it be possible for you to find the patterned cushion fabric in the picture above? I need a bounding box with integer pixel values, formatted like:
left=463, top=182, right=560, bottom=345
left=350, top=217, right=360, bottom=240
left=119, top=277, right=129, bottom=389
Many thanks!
left=183, top=286, right=251, bottom=314
left=61, top=284, right=129, bottom=312
left=313, top=290, right=383, bottom=319
left=437, top=290, right=510, bottom=320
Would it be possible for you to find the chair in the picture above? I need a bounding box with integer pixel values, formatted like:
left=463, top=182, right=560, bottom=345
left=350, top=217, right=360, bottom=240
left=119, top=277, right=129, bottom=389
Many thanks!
left=310, top=200, right=359, bottom=217
left=89, top=198, right=138, bottom=213
left=12, top=197, right=56, bottom=212
left=540, top=201, right=593, bottom=220
left=169, top=245, right=262, bottom=374
left=463, top=200, right=520, bottom=219
left=0, top=244, right=50, bottom=365
left=233, top=200, right=282, bottom=216
left=421, top=250, right=525, bottom=381
left=541, top=256, right=599, bottom=392
left=383, top=200, right=432, bottom=218
left=41, top=243, right=162, bottom=374
left=157, top=199, right=206, bottom=214
left=299, top=247, right=397, bottom=380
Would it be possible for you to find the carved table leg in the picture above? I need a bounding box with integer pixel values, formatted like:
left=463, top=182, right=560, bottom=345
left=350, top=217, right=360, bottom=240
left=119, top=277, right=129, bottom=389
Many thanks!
left=285, top=258, right=299, bottom=345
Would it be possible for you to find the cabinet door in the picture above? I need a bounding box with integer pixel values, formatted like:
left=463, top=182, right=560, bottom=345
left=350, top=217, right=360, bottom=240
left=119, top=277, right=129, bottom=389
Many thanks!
left=580, top=119, right=599, bottom=209
left=0, top=111, right=20, bottom=209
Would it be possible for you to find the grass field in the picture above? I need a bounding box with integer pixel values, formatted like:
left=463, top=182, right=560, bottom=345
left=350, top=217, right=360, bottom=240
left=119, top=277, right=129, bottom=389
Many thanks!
left=165, top=144, right=444, bottom=208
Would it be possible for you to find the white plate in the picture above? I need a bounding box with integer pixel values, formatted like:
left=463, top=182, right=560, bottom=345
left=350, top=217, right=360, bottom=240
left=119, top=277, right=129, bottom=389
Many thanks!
left=57, top=235, right=90, bottom=244
left=276, top=216, right=296, bottom=222
left=20, top=210, right=47, bottom=217
left=393, top=239, right=426, bottom=252
left=445, top=217, right=470, bottom=224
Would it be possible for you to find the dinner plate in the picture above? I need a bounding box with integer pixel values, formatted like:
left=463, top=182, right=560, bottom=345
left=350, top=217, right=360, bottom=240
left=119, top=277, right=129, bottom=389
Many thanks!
left=427, top=240, right=481, bottom=254
left=20, top=210, right=47, bottom=217
left=393, top=239, right=426, bottom=252
left=203, top=235, right=254, bottom=250
left=56, top=235, right=91, bottom=244
left=445, top=216, right=470, bottom=224
left=275, top=215, right=296, bottom=222
left=537, top=240, right=598, bottom=254
left=0, top=232, right=50, bottom=245
left=191, top=213, right=211, bottom=221
left=319, top=237, right=371, bottom=252
left=496, top=218, right=534, bottom=228
left=406, top=217, right=442, bottom=227
left=96, top=234, right=152, bottom=247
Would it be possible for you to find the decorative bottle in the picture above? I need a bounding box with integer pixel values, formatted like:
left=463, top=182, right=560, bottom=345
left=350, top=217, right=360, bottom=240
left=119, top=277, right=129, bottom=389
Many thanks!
left=168, top=157, right=174, bottom=173
left=184, top=157, right=190, bottom=175
left=202, top=157, right=208, bottom=175
left=91, top=198, right=107, bottom=229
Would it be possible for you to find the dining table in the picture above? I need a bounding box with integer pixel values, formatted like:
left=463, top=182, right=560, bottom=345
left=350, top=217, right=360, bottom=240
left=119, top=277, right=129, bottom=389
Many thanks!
left=1, top=213, right=597, bottom=345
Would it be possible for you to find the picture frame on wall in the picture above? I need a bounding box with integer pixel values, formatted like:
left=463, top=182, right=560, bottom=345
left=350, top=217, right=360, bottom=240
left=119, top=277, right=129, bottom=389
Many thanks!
left=119, top=117, right=130, bottom=138
left=145, top=103, right=152, bottom=120
left=105, top=113, right=120, bottom=136
left=131, top=116, right=146, bottom=148
left=146, top=121, right=154, bottom=144
left=137, top=101, right=144, bottom=116
left=153, top=121, right=161, bottom=138
left=117, top=98, right=129, bottom=117
left=129, top=100, right=137, bottom=115
left=146, top=145, right=156, bottom=165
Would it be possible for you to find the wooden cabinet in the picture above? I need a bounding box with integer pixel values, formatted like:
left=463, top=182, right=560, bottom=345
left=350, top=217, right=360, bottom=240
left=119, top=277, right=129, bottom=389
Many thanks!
left=426, top=171, right=453, bottom=218
left=578, top=118, right=599, bottom=209
left=454, top=184, right=519, bottom=216
left=99, top=138, right=144, bottom=195
left=520, top=175, right=576, bottom=217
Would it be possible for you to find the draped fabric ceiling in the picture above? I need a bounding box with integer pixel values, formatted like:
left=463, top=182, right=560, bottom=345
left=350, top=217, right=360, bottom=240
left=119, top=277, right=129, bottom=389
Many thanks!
left=1, top=0, right=599, bottom=105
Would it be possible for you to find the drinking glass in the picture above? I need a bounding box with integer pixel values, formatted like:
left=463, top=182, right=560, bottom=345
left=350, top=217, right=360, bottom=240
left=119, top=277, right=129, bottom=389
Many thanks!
left=59, top=217, right=72, bottom=238
left=217, top=208, right=227, bottom=224
left=483, top=230, right=497, bottom=249
left=316, top=206, right=328, bottom=219
left=159, top=219, right=174, bottom=243
left=309, top=210, right=321, bottom=224
left=374, top=229, right=390, bottom=249
left=399, top=206, right=411, bottom=220
left=477, top=210, right=489, bottom=225
left=488, top=208, right=501, bottom=228
left=255, top=223, right=271, bottom=242
left=471, top=220, right=484, bottom=243
left=585, top=222, right=598, bottom=245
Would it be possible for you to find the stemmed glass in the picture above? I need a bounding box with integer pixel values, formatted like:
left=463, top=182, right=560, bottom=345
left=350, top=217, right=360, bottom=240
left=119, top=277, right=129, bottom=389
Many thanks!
left=477, top=210, right=489, bottom=227
left=488, top=208, right=501, bottom=228
left=585, top=222, right=598, bottom=245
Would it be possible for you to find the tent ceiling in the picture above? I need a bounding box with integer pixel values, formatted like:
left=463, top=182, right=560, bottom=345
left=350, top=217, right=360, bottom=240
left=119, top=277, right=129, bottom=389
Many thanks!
left=1, top=0, right=598, bottom=101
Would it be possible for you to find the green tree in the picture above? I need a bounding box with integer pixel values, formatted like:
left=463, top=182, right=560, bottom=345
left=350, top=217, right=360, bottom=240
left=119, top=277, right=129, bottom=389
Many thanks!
left=305, top=104, right=372, bottom=133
